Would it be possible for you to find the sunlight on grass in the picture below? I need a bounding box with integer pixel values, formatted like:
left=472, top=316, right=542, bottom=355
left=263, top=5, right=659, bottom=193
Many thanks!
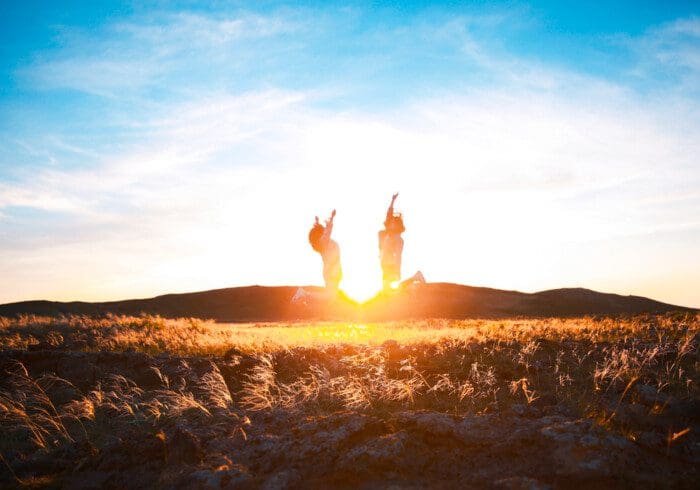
left=1, top=313, right=697, bottom=464
left=218, top=321, right=479, bottom=347
left=1, top=313, right=697, bottom=358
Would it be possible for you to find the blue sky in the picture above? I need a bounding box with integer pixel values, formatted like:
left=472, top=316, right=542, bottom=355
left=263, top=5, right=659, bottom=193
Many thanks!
left=1, top=1, right=699, bottom=306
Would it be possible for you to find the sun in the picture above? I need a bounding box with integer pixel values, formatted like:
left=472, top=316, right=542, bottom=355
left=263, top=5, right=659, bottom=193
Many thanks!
left=328, top=214, right=386, bottom=303
left=341, top=271, right=381, bottom=303
left=339, top=248, right=383, bottom=303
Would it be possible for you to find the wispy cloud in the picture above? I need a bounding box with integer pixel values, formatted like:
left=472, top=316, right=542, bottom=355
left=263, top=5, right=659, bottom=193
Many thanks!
left=0, top=88, right=307, bottom=217
left=2, top=6, right=700, bottom=306
left=623, top=16, right=700, bottom=96
left=2, top=82, right=698, bottom=293
left=23, top=11, right=301, bottom=97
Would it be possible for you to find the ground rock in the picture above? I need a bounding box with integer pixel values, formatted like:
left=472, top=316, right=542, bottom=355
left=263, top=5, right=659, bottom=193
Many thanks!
left=187, top=466, right=252, bottom=490
left=337, top=431, right=409, bottom=473
left=540, top=419, right=637, bottom=477
left=635, top=384, right=671, bottom=406
left=396, top=411, right=460, bottom=437
left=261, top=469, right=301, bottom=490
left=62, top=470, right=112, bottom=489
left=663, top=399, right=700, bottom=421
left=292, top=412, right=387, bottom=462
left=636, top=430, right=665, bottom=449
left=615, top=402, right=651, bottom=426
left=168, top=427, right=203, bottom=465
left=458, top=415, right=506, bottom=445
left=493, top=476, right=552, bottom=490
left=509, top=404, right=541, bottom=418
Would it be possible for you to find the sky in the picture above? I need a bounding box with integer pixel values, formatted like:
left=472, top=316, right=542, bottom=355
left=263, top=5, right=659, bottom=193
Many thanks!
left=1, top=0, right=699, bottom=307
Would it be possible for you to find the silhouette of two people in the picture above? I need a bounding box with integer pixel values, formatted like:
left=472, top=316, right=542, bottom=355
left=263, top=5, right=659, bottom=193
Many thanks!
left=302, top=194, right=424, bottom=301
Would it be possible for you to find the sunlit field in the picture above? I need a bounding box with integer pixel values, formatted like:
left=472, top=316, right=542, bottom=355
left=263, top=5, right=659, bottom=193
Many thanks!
left=4, top=315, right=633, bottom=353
left=1, top=313, right=698, bottom=488
left=8, top=314, right=698, bottom=353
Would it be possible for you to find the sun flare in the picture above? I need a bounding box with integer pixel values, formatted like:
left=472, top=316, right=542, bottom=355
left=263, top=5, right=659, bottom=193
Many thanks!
left=341, top=273, right=381, bottom=303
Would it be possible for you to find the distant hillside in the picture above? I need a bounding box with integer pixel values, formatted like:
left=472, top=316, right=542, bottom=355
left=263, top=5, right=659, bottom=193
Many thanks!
left=0, top=283, right=694, bottom=322
left=362, top=283, right=695, bottom=320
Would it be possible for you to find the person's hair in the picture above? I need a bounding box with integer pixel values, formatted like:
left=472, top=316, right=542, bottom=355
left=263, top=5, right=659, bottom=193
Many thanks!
left=308, top=223, right=325, bottom=252
left=384, top=213, right=405, bottom=234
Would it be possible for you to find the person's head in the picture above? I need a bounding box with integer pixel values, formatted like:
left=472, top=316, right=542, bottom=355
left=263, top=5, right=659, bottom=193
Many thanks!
left=384, top=213, right=405, bottom=234
left=308, top=222, right=325, bottom=252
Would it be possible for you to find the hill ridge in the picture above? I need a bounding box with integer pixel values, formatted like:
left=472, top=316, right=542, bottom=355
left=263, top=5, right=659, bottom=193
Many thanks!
left=0, top=283, right=694, bottom=321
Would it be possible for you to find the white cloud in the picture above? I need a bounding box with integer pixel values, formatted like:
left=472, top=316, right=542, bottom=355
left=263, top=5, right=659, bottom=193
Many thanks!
left=23, top=11, right=300, bottom=96
left=2, top=10, right=700, bottom=306
left=625, top=16, right=700, bottom=94
left=2, top=79, right=699, bottom=304
left=114, top=11, right=297, bottom=45
left=0, top=181, right=84, bottom=212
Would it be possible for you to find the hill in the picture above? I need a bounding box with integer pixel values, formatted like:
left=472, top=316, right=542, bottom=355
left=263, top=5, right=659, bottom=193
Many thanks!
left=0, top=283, right=694, bottom=321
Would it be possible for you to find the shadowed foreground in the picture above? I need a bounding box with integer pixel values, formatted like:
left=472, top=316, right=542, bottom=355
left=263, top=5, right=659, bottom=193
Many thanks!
left=0, top=314, right=698, bottom=488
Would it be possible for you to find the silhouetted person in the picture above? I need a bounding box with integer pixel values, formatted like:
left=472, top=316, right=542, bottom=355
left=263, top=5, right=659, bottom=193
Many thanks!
left=378, top=193, right=425, bottom=291
left=378, top=193, right=405, bottom=290
left=308, top=209, right=342, bottom=292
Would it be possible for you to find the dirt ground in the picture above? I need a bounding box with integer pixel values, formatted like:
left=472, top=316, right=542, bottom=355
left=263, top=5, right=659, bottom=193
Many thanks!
left=0, top=314, right=698, bottom=488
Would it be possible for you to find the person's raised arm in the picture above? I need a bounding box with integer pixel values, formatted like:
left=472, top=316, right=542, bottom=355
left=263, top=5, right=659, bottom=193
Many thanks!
left=322, top=209, right=336, bottom=241
left=386, top=193, right=398, bottom=222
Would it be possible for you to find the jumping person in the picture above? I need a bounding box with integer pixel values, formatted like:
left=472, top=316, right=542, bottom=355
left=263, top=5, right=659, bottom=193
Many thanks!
left=379, top=193, right=404, bottom=291
left=308, top=209, right=342, bottom=292
left=378, top=193, right=425, bottom=292
left=292, top=210, right=343, bottom=304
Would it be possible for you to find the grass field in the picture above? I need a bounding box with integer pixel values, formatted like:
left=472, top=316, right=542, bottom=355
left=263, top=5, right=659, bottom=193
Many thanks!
left=1, top=314, right=698, bottom=488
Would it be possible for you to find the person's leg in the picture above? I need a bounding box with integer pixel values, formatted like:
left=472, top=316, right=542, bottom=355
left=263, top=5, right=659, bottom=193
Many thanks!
left=382, top=263, right=402, bottom=291
left=291, top=287, right=310, bottom=303
left=382, top=269, right=392, bottom=291
left=327, top=281, right=340, bottom=297
left=325, top=267, right=342, bottom=298
left=412, top=271, right=426, bottom=283
left=399, top=271, right=426, bottom=290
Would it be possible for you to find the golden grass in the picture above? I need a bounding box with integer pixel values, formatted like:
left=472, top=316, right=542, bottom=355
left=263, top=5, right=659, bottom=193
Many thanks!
left=1, top=312, right=697, bottom=489
left=0, top=313, right=697, bottom=454
left=2, top=313, right=697, bottom=355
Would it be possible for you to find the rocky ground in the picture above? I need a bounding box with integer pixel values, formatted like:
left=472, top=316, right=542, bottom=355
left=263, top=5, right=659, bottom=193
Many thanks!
left=0, top=315, right=698, bottom=488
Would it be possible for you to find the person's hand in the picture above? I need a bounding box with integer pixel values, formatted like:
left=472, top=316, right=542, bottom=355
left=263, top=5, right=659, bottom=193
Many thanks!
left=391, top=192, right=399, bottom=202
left=314, top=216, right=320, bottom=225
left=331, top=209, right=336, bottom=219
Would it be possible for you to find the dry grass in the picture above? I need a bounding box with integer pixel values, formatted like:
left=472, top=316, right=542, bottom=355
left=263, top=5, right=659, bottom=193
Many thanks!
left=2, top=312, right=697, bottom=355
left=0, top=312, right=698, bottom=486
left=4, top=312, right=696, bottom=418
left=0, top=360, right=232, bottom=457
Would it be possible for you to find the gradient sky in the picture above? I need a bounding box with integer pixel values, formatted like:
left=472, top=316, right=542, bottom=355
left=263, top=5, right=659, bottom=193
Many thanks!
left=1, top=1, right=699, bottom=306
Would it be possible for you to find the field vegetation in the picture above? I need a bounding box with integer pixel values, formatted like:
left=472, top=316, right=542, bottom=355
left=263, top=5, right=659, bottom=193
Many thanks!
left=0, top=313, right=698, bottom=488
